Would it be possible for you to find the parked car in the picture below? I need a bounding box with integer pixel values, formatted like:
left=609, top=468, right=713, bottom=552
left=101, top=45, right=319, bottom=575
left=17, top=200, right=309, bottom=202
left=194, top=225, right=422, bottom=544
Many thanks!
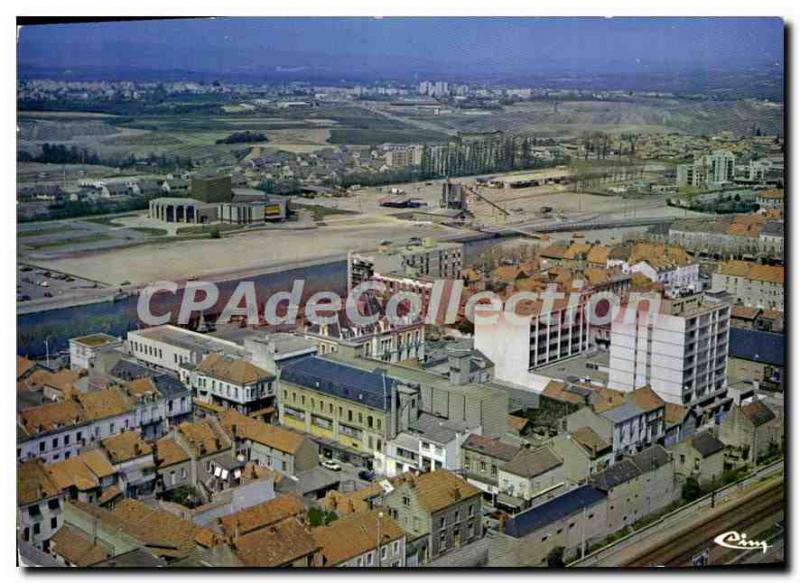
left=321, top=459, right=342, bottom=471
left=358, top=470, right=376, bottom=481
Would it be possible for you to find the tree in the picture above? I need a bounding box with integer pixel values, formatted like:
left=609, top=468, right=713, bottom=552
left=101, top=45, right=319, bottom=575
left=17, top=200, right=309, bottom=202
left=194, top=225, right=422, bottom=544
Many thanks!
left=546, top=546, right=565, bottom=567
left=682, top=477, right=702, bottom=502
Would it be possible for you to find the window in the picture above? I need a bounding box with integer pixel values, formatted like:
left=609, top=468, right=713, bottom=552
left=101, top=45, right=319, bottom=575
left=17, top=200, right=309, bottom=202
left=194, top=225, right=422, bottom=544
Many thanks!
left=64, top=435, right=70, bottom=446
left=381, top=546, right=388, bottom=560
left=33, top=523, right=40, bottom=535
left=52, top=438, right=58, bottom=448
left=39, top=442, right=45, bottom=452
left=402, top=495, right=411, bottom=507
left=366, top=552, right=374, bottom=566
left=393, top=541, right=400, bottom=554
left=50, top=517, right=58, bottom=529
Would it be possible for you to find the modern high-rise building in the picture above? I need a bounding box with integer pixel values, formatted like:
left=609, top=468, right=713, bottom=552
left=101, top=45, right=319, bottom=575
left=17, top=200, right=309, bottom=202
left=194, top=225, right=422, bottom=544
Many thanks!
left=676, top=150, right=736, bottom=189
left=608, top=293, right=731, bottom=408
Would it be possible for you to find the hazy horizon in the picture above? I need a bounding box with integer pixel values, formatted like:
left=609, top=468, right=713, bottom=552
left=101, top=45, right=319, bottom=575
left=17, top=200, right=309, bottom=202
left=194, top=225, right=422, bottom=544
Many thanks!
left=18, top=17, right=784, bottom=83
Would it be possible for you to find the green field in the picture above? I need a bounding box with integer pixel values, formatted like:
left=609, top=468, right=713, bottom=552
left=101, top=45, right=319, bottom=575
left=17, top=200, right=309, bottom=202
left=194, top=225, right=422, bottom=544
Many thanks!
left=328, top=128, right=448, bottom=144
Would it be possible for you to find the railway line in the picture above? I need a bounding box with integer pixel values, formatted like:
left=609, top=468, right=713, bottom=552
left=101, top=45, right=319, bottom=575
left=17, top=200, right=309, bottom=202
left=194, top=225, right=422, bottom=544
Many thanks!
left=624, top=480, right=784, bottom=566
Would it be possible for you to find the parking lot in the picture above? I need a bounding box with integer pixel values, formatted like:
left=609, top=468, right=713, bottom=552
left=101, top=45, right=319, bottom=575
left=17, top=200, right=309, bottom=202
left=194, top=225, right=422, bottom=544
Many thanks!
left=17, top=263, right=109, bottom=303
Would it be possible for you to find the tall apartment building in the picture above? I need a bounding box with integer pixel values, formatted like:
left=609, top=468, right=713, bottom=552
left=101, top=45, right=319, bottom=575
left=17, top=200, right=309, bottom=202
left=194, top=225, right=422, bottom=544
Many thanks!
left=676, top=150, right=736, bottom=189
left=347, top=240, right=464, bottom=292
left=474, top=296, right=591, bottom=390
left=608, top=293, right=731, bottom=408
left=384, top=145, right=423, bottom=167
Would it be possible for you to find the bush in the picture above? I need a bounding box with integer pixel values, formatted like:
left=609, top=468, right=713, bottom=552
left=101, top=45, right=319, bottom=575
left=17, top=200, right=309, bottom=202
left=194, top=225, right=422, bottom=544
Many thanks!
left=308, top=507, right=338, bottom=527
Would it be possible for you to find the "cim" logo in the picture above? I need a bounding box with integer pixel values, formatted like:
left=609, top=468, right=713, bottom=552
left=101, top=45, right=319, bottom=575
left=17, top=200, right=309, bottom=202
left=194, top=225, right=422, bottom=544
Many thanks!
left=713, top=531, right=770, bottom=554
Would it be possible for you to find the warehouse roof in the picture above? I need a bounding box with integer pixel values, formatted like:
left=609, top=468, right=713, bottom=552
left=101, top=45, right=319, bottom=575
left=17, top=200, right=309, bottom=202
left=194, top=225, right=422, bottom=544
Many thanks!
left=729, top=328, right=784, bottom=366
left=503, top=485, right=606, bottom=538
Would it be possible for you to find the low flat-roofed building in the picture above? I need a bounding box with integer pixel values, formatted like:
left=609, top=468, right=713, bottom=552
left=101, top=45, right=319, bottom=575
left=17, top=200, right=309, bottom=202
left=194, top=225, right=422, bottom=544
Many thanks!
left=127, top=325, right=246, bottom=375
left=69, top=334, right=123, bottom=371
left=491, top=484, right=607, bottom=567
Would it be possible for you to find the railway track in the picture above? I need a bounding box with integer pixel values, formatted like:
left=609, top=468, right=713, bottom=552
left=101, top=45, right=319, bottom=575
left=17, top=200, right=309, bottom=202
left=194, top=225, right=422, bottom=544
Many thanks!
left=622, top=480, right=784, bottom=567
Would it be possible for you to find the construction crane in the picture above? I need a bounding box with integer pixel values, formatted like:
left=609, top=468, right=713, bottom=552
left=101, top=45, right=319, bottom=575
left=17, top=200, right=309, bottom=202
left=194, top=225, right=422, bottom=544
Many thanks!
left=463, top=184, right=510, bottom=220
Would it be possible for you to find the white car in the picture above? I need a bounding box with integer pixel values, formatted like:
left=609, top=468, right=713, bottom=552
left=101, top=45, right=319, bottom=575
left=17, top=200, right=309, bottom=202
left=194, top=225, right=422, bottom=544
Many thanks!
left=321, top=460, right=342, bottom=471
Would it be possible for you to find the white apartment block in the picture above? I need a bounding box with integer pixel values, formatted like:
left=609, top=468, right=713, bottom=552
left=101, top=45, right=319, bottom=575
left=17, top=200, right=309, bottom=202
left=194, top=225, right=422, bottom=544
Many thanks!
left=676, top=150, right=736, bottom=189
left=608, top=294, right=730, bottom=407
left=474, top=297, right=590, bottom=390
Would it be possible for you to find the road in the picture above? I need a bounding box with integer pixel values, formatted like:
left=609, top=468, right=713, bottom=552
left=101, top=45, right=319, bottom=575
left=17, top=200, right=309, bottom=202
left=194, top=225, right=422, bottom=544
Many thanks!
left=572, top=461, right=784, bottom=567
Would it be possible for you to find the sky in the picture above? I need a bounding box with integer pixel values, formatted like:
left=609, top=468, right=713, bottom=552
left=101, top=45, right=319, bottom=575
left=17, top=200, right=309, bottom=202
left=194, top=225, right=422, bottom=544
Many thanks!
left=17, top=17, right=784, bottom=80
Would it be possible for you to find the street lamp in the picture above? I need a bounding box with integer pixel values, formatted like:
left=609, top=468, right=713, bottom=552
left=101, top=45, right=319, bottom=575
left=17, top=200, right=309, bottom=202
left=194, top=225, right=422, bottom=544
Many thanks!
left=377, top=511, right=384, bottom=567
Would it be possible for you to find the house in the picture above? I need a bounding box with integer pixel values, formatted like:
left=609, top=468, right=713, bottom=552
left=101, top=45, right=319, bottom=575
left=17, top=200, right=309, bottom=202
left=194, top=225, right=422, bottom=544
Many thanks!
left=564, top=386, right=666, bottom=458
left=590, top=445, right=677, bottom=535
left=718, top=399, right=783, bottom=464
left=496, top=446, right=565, bottom=513
left=218, top=409, right=319, bottom=477
left=383, top=470, right=482, bottom=565
left=18, top=459, right=65, bottom=551
left=17, top=388, right=137, bottom=463
left=64, top=499, right=218, bottom=563
left=461, top=434, right=521, bottom=495
left=319, top=482, right=384, bottom=517
left=662, top=402, right=699, bottom=447
left=313, top=509, right=406, bottom=567
left=231, top=517, right=320, bottom=567
left=99, top=431, right=156, bottom=498
left=49, top=524, right=113, bottom=567
left=381, top=412, right=479, bottom=477
left=190, top=353, right=276, bottom=415
left=216, top=493, right=306, bottom=541
left=45, top=450, right=117, bottom=504
left=549, top=427, right=614, bottom=484
left=173, top=420, right=235, bottom=500
left=154, top=436, right=192, bottom=493
left=671, top=431, right=725, bottom=487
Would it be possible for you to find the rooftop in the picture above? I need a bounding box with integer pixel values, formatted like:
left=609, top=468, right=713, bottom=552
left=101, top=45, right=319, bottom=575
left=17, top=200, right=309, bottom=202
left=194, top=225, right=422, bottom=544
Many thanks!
left=503, top=484, right=606, bottom=538
left=101, top=430, right=153, bottom=463
left=218, top=494, right=306, bottom=540
left=197, top=353, right=273, bottom=386
left=462, top=434, right=520, bottom=462
left=50, top=525, right=112, bottom=567
left=689, top=431, right=725, bottom=458
left=219, top=409, right=308, bottom=455
left=393, top=470, right=481, bottom=514
left=233, top=518, right=319, bottom=567
left=280, top=356, right=397, bottom=411
left=18, top=459, right=61, bottom=506
left=313, top=509, right=405, bottom=566
left=129, top=325, right=245, bottom=357
left=501, top=446, right=562, bottom=479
